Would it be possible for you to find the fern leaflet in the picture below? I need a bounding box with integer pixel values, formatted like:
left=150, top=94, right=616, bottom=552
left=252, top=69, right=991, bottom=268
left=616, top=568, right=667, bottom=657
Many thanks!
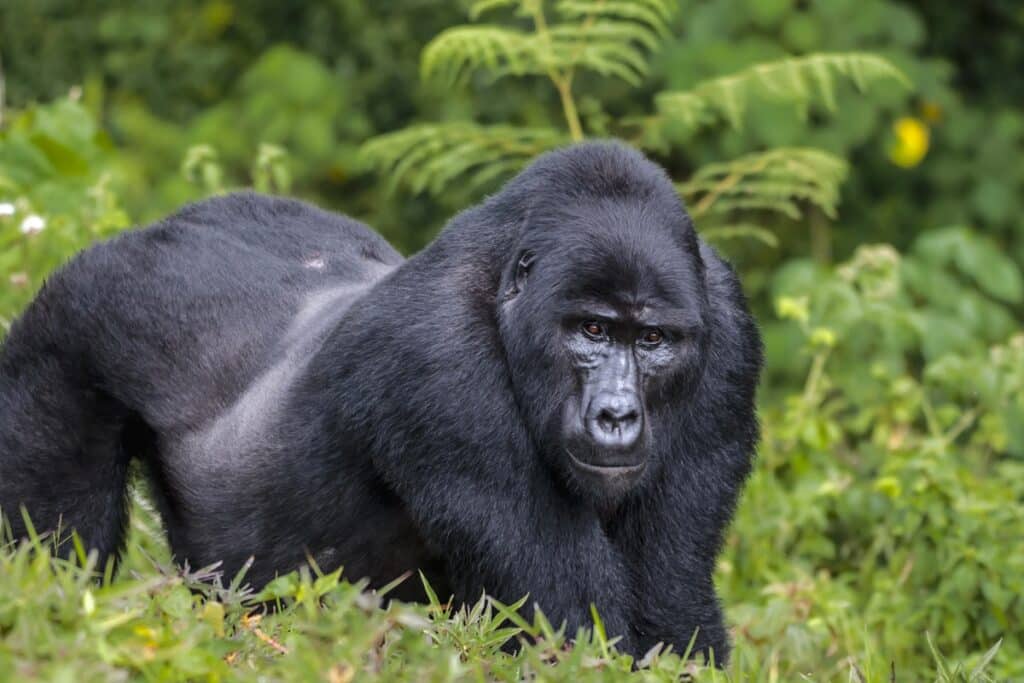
left=422, top=0, right=675, bottom=87
left=358, top=124, right=567, bottom=197
left=679, top=148, right=849, bottom=222
left=656, top=53, right=909, bottom=132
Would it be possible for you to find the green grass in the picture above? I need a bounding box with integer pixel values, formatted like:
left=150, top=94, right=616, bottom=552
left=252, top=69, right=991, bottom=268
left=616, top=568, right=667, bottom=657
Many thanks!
left=0, top=492, right=1005, bottom=683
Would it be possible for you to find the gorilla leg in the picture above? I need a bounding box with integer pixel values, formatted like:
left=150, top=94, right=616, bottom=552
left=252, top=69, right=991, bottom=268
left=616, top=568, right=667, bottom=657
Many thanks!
left=0, top=352, right=133, bottom=566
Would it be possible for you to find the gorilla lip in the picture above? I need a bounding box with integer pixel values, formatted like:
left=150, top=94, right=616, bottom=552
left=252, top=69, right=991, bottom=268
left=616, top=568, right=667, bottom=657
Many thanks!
left=567, top=450, right=645, bottom=477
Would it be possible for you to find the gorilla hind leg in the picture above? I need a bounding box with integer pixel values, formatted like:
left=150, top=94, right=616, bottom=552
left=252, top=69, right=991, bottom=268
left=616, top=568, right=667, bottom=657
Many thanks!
left=0, top=355, right=133, bottom=568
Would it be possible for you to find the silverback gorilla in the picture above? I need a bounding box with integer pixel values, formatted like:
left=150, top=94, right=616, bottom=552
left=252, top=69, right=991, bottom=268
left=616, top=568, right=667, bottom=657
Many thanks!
left=0, top=142, right=761, bottom=662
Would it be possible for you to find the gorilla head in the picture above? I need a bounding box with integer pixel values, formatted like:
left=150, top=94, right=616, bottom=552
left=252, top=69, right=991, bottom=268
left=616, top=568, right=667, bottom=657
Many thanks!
left=496, top=148, right=710, bottom=504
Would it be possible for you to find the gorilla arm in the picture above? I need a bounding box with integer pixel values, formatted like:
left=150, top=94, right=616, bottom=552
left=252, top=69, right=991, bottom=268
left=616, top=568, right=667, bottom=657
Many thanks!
left=623, top=245, right=762, bottom=663
left=621, top=437, right=750, bottom=663
left=368, top=390, right=639, bottom=652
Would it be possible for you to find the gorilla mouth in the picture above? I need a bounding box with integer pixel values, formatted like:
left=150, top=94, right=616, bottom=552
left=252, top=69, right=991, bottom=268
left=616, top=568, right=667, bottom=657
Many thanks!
left=567, top=450, right=645, bottom=478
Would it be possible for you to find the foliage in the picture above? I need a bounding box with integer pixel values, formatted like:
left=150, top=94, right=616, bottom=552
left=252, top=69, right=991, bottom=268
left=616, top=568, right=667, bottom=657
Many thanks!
left=110, top=44, right=365, bottom=214
left=422, top=0, right=674, bottom=88
left=724, top=243, right=1024, bottom=678
left=0, top=494, right=1010, bottom=681
left=0, top=100, right=129, bottom=325
left=658, top=0, right=1024, bottom=271
left=358, top=123, right=566, bottom=197
left=677, top=147, right=847, bottom=247
left=359, top=2, right=907, bottom=251
left=1, top=0, right=1023, bottom=679
left=651, top=52, right=909, bottom=134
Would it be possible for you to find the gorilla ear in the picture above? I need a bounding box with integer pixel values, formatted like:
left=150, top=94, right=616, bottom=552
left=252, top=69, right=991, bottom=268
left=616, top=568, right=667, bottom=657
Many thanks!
left=505, top=250, right=535, bottom=300
left=515, top=251, right=536, bottom=291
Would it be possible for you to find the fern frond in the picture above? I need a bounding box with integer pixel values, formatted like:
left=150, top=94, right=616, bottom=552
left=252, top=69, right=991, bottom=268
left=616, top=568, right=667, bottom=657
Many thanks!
left=549, top=24, right=652, bottom=84
left=656, top=53, right=909, bottom=132
left=358, top=124, right=566, bottom=197
left=422, top=1, right=675, bottom=87
left=556, top=1, right=673, bottom=37
left=679, top=148, right=848, bottom=221
left=698, top=194, right=804, bottom=220
left=469, top=0, right=519, bottom=20
left=422, top=27, right=546, bottom=84
left=700, top=223, right=780, bottom=248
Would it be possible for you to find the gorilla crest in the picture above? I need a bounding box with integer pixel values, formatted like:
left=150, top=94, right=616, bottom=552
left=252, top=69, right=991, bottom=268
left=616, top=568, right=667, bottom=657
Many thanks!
left=0, top=141, right=762, bottom=662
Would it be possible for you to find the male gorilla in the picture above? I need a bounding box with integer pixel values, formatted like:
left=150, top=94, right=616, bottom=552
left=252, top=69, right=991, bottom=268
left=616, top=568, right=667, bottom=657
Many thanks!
left=0, top=142, right=761, bottom=661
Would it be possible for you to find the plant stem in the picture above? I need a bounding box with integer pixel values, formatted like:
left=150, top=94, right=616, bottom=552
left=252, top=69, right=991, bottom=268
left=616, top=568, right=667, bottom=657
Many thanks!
left=554, top=77, right=584, bottom=141
left=529, top=1, right=584, bottom=141
left=942, top=406, right=980, bottom=447
left=691, top=157, right=770, bottom=217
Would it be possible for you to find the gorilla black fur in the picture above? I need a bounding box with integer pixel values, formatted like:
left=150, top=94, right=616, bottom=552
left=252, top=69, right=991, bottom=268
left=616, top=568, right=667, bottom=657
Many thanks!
left=0, top=142, right=761, bottom=662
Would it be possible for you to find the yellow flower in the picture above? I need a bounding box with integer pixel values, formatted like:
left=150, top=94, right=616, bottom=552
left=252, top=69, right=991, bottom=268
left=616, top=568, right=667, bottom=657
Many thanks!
left=889, top=116, right=930, bottom=168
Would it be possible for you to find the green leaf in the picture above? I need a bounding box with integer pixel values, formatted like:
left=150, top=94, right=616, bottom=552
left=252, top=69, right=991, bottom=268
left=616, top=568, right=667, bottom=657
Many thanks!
left=970, top=639, right=1003, bottom=681
left=655, top=52, right=909, bottom=134
left=679, top=147, right=847, bottom=221
left=913, top=226, right=1024, bottom=304
left=359, top=123, right=566, bottom=197
left=701, top=223, right=780, bottom=248
left=421, top=1, right=675, bottom=87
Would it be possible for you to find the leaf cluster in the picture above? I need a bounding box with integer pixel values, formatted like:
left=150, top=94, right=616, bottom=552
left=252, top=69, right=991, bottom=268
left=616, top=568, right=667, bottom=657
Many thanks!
left=653, top=53, right=910, bottom=134
left=423, top=0, right=675, bottom=87
left=360, top=3, right=908, bottom=247
left=678, top=147, right=848, bottom=247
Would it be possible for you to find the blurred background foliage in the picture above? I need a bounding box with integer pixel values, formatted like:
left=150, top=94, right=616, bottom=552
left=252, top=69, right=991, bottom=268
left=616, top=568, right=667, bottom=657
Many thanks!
left=0, top=0, right=1022, bottom=679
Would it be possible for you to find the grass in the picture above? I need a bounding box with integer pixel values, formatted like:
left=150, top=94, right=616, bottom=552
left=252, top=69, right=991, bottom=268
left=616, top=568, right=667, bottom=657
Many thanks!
left=0, top=491, right=1005, bottom=682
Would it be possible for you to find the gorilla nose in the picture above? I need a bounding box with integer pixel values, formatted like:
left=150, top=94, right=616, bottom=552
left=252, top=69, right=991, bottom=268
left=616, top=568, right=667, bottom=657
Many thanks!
left=586, top=392, right=643, bottom=450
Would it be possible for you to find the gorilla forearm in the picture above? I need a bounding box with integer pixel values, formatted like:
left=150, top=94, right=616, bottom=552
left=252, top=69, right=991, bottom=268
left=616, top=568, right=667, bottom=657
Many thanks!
left=442, top=503, right=636, bottom=649
left=371, top=448, right=637, bottom=648
left=620, top=439, right=754, bottom=660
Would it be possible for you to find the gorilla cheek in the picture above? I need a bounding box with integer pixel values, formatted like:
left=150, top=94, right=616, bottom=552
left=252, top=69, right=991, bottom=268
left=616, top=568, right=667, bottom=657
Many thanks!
left=559, top=394, right=585, bottom=449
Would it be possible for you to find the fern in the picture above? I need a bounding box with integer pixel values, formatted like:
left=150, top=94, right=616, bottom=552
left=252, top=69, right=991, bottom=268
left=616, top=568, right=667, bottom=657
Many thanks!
left=679, top=148, right=849, bottom=222
left=557, top=1, right=673, bottom=34
left=700, top=223, right=780, bottom=248
left=358, top=124, right=566, bottom=197
left=655, top=53, right=910, bottom=132
left=364, top=0, right=676, bottom=194
left=361, top=3, right=909, bottom=249
left=468, top=0, right=519, bottom=20
left=422, top=27, right=545, bottom=84
left=422, top=1, right=675, bottom=89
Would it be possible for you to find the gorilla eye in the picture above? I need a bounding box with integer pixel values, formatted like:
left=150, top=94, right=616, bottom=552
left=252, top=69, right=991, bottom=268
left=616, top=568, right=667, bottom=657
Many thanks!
left=641, top=328, right=664, bottom=345
left=581, top=321, right=605, bottom=339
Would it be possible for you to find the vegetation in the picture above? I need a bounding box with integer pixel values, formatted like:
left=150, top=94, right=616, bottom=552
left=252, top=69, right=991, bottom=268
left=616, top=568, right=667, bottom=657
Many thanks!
left=1, top=0, right=1022, bottom=679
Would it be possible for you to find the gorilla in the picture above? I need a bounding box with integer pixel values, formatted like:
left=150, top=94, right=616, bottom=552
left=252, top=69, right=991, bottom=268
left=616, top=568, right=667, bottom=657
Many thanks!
left=0, top=141, right=761, bottom=662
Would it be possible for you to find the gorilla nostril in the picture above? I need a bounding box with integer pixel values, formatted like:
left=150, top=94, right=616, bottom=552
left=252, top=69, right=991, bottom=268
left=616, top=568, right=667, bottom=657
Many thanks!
left=591, top=394, right=642, bottom=441
left=597, top=407, right=637, bottom=432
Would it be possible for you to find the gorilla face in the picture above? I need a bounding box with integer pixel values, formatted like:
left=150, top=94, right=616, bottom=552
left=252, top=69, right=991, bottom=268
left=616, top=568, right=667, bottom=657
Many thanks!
left=498, top=199, right=709, bottom=503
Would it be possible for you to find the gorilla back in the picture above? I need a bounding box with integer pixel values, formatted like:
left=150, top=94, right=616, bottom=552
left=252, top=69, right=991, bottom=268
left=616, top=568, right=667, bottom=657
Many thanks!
left=0, top=194, right=419, bottom=588
left=0, top=142, right=762, bottom=663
